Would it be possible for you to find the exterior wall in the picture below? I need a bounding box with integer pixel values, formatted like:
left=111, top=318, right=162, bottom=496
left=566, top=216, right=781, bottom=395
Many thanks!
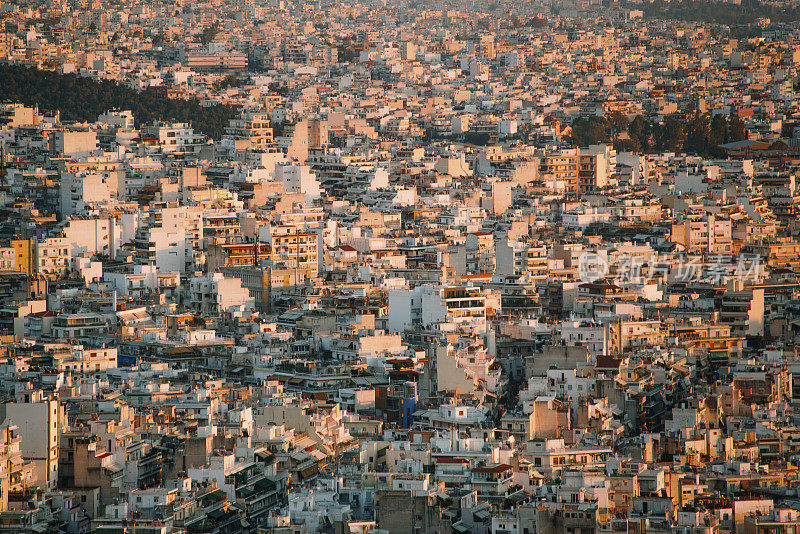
left=433, top=344, right=474, bottom=396
left=1, top=398, right=60, bottom=489
left=51, top=130, right=97, bottom=158
left=63, top=217, right=122, bottom=258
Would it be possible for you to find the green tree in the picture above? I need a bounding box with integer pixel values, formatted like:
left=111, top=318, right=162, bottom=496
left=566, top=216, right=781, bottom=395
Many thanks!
left=728, top=114, right=746, bottom=142
left=628, top=115, right=651, bottom=151
left=684, top=113, right=710, bottom=155
left=606, top=110, right=629, bottom=136
left=614, top=138, right=640, bottom=153
left=199, top=24, right=220, bottom=45
left=0, top=65, right=238, bottom=139
left=214, top=75, right=241, bottom=90
left=656, top=115, right=686, bottom=153
left=709, top=114, right=728, bottom=147
left=570, top=115, right=611, bottom=146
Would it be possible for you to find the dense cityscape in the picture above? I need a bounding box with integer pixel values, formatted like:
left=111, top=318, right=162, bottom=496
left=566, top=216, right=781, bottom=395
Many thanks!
left=0, top=0, right=800, bottom=532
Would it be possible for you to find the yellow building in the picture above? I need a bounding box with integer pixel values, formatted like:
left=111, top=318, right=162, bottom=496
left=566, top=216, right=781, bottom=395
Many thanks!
left=11, top=240, right=33, bottom=275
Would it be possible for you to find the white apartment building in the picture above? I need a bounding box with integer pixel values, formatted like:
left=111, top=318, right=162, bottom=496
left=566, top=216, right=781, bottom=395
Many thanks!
left=62, top=216, right=123, bottom=258
left=0, top=390, right=60, bottom=490
left=671, top=214, right=732, bottom=254
left=276, top=163, right=322, bottom=202
left=59, top=170, right=123, bottom=217
left=559, top=319, right=609, bottom=358
left=34, top=237, right=70, bottom=280
left=188, top=272, right=254, bottom=315
left=133, top=206, right=203, bottom=274
left=140, top=122, right=205, bottom=157
left=495, top=239, right=548, bottom=278
left=388, top=284, right=488, bottom=334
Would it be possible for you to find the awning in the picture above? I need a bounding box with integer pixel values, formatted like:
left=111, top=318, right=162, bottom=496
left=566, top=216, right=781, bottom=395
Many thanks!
left=474, top=510, right=490, bottom=521
left=310, top=449, right=327, bottom=461
left=299, top=465, right=318, bottom=479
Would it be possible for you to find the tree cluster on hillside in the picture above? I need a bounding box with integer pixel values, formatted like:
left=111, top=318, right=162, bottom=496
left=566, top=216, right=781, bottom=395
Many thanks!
left=198, top=23, right=221, bottom=45
left=639, top=0, right=800, bottom=25
left=570, top=110, right=747, bottom=156
left=214, top=75, right=242, bottom=90
left=0, top=65, right=239, bottom=139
